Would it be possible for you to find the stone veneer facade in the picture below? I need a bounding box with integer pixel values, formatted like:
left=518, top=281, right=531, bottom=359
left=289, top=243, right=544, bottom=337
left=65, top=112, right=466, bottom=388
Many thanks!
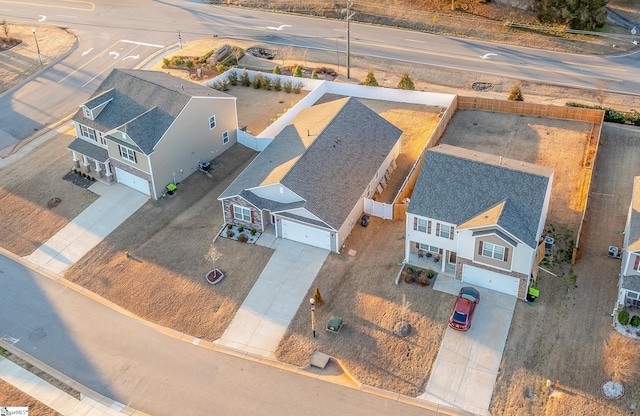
left=110, top=159, right=152, bottom=195
left=222, top=196, right=263, bottom=230
left=455, top=256, right=529, bottom=299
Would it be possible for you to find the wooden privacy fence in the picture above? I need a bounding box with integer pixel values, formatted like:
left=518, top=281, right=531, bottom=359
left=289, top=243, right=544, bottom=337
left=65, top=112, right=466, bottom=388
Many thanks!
left=457, top=96, right=605, bottom=123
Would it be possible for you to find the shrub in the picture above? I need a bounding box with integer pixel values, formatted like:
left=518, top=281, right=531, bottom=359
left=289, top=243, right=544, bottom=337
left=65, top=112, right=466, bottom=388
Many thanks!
left=566, top=102, right=634, bottom=124
left=292, top=82, right=303, bottom=94
left=283, top=80, right=293, bottom=93
left=404, top=272, right=415, bottom=284
left=364, top=70, right=379, bottom=86
left=272, top=77, right=282, bottom=91
left=197, top=49, right=215, bottom=64
left=226, top=229, right=235, bottom=237
left=186, top=60, right=194, bottom=69
left=397, top=72, right=414, bottom=90
left=240, top=69, right=251, bottom=86
left=262, top=77, right=273, bottom=90
left=238, top=233, right=249, bottom=243
left=238, top=226, right=244, bottom=233
left=604, top=108, right=626, bottom=124
left=311, top=70, right=319, bottom=80
left=631, top=315, right=640, bottom=327
left=508, top=85, right=523, bottom=101
left=250, top=228, right=257, bottom=236
left=162, top=57, right=170, bottom=67
left=273, top=65, right=282, bottom=75
left=252, top=74, right=263, bottom=89
left=173, top=57, right=183, bottom=66
left=228, top=71, right=238, bottom=86
left=227, top=224, right=233, bottom=230
left=417, top=274, right=429, bottom=286
left=618, top=309, right=630, bottom=326
left=406, top=266, right=414, bottom=275
left=213, top=80, right=229, bottom=91
left=216, top=63, right=226, bottom=73
left=427, top=269, right=436, bottom=279
left=293, top=65, right=303, bottom=77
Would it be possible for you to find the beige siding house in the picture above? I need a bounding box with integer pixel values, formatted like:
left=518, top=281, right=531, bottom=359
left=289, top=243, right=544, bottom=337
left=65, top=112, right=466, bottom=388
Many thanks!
left=616, top=177, right=640, bottom=310
left=405, top=145, right=553, bottom=299
left=68, top=69, right=237, bottom=199
left=218, top=96, right=403, bottom=252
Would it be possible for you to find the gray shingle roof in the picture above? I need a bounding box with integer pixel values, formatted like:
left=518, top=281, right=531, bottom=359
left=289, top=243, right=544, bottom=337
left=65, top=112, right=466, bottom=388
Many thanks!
left=72, top=69, right=230, bottom=154
left=67, top=138, right=109, bottom=162
left=219, top=96, right=402, bottom=230
left=408, top=144, right=553, bottom=248
left=627, top=177, right=640, bottom=251
left=622, top=274, right=640, bottom=293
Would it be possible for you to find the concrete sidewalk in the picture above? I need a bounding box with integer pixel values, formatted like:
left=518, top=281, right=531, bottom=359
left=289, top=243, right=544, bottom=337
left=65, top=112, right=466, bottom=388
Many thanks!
left=421, top=274, right=516, bottom=416
left=0, top=356, right=142, bottom=415
left=217, top=236, right=329, bottom=358
left=23, top=183, right=148, bottom=275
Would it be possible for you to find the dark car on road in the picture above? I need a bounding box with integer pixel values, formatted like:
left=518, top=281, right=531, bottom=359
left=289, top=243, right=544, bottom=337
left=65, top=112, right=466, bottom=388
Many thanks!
left=449, top=287, right=480, bottom=331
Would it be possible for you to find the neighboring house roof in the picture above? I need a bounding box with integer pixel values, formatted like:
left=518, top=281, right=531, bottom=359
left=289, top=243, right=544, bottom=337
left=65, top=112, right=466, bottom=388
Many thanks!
left=622, top=275, right=640, bottom=293
left=68, top=138, right=109, bottom=162
left=220, top=96, right=403, bottom=230
left=72, top=69, right=231, bottom=154
left=627, top=176, right=640, bottom=251
left=408, top=144, right=553, bottom=248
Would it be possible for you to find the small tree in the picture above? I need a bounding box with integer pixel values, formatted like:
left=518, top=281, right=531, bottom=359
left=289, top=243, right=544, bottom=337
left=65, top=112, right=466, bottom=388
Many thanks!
left=397, top=72, right=414, bottom=90
left=205, top=245, right=222, bottom=271
left=313, top=288, right=323, bottom=305
left=173, top=56, right=183, bottom=66
left=162, top=58, right=170, bottom=67
left=228, top=71, right=238, bottom=86
left=293, top=65, right=303, bottom=77
left=231, top=45, right=244, bottom=65
left=278, top=45, right=293, bottom=67
left=364, top=70, right=379, bottom=86
left=240, top=69, right=251, bottom=86
left=186, top=59, right=194, bottom=69
left=273, top=65, right=282, bottom=75
left=508, top=84, right=524, bottom=101
left=272, top=77, right=282, bottom=91
left=311, top=70, right=319, bottom=80
left=1, top=20, right=9, bottom=38
left=252, top=74, right=263, bottom=89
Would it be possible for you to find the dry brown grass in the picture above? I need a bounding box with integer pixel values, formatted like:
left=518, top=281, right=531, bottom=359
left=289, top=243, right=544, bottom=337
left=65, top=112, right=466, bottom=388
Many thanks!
left=0, top=378, right=61, bottom=416
left=603, top=332, right=640, bottom=383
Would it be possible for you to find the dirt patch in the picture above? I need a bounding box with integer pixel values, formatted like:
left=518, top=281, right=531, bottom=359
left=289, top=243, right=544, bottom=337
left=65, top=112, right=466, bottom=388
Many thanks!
left=63, top=144, right=275, bottom=340
left=0, top=23, right=76, bottom=94
left=491, top=124, right=640, bottom=416
left=0, top=128, right=98, bottom=256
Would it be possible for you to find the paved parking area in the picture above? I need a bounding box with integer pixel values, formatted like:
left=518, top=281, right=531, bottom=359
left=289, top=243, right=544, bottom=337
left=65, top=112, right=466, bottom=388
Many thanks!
left=420, top=275, right=516, bottom=416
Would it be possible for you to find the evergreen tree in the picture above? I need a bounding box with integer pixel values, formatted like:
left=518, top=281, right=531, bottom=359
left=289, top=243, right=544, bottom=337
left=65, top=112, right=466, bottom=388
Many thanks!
left=364, top=70, right=379, bottom=86
left=535, top=0, right=607, bottom=30
left=397, top=72, right=414, bottom=90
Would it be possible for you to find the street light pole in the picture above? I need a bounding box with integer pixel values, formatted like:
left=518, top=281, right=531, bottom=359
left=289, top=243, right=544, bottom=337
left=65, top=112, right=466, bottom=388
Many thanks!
left=310, top=298, right=316, bottom=338
left=345, top=0, right=353, bottom=79
left=32, top=29, right=42, bottom=65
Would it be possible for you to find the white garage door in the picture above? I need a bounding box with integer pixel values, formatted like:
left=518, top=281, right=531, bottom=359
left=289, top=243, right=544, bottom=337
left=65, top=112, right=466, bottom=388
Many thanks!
left=281, top=220, right=331, bottom=250
left=115, top=167, right=150, bottom=195
left=462, top=265, right=520, bottom=296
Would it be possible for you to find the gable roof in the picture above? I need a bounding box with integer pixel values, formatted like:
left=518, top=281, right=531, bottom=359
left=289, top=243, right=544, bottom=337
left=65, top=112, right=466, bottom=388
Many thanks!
left=627, top=176, right=640, bottom=251
left=72, top=69, right=231, bottom=154
left=220, top=96, right=403, bottom=229
left=408, top=144, right=553, bottom=248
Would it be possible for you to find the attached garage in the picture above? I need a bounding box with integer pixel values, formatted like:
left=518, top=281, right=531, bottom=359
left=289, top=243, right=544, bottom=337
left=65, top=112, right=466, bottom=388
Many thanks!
left=115, top=167, right=150, bottom=195
left=462, top=264, right=520, bottom=296
left=281, top=219, right=332, bottom=250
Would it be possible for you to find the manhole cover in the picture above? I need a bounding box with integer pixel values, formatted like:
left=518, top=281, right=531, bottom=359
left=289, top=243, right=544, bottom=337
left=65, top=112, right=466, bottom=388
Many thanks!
left=47, top=197, right=62, bottom=208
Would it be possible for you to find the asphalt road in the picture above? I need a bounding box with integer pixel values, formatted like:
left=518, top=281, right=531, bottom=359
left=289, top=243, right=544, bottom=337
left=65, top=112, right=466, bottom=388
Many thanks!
left=0, top=0, right=639, bottom=149
left=0, top=252, right=445, bottom=416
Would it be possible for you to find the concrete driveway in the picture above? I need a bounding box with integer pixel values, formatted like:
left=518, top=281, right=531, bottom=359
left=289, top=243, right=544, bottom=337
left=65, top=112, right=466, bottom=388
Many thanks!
left=421, top=276, right=516, bottom=416
left=24, top=183, right=148, bottom=275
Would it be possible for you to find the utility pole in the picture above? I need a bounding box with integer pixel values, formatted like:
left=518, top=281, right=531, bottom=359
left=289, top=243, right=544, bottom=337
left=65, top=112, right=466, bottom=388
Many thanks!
left=345, top=1, right=354, bottom=79
left=32, top=29, right=42, bottom=65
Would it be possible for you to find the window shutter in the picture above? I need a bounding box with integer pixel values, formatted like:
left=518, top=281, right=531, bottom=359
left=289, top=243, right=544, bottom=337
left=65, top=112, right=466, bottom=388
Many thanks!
left=439, top=248, right=443, bottom=255
left=478, top=241, right=483, bottom=255
left=413, top=217, right=417, bottom=231
left=450, top=226, right=455, bottom=240
left=427, top=221, right=432, bottom=234
left=230, top=203, right=235, bottom=218
left=635, top=255, right=640, bottom=270
left=133, top=152, right=137, bottom=163
left=504, top=247, right=509, bottom=262
left=415, top=242, right=420, bottom=249
left=251, top=210, right=255, bottom=223
left=436, top=223, right=440, bottom=237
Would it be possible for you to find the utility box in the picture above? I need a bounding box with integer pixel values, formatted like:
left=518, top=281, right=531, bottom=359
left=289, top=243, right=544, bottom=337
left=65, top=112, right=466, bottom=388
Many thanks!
left=360, top=214, right=370, bottom=227
left=327, top=316, right=343, bottom=333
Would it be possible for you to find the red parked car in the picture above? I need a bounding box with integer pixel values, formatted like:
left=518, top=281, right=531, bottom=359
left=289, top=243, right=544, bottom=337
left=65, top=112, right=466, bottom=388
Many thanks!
left=449, top=287, right=480, bottom=331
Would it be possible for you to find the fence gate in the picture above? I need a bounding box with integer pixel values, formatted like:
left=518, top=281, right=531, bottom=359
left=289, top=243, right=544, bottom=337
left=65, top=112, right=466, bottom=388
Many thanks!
left=364, top=198, right=393, bottom=220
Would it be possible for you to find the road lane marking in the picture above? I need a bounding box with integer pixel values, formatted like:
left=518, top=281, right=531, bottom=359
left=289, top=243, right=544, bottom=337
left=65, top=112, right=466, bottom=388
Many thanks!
left=562, top=61, right=627, bottom=72
left=58, top=39, right=121, bottom=83
left=122, top=54, right=139, bottom=61
left=57, top=14, right=77, bottom=18
left=406, top=39, right=425, bottom=43
left=81, top=47, right=93, bottom=56
left=109, top=51, right=119, bottom=59
left=0, top=0, right=94, bottom=11
left=121, top=39, right=164, bottom=48
left=38, top=14, right=46, bottom=21
left=82, top=44, right=141, bottom=87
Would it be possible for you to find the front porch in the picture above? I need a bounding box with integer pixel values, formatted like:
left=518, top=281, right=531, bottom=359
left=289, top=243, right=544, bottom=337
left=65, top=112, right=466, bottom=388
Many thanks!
left=68, top=138, right=114, bottom=184
left=406, top=251, right=456, bottom=277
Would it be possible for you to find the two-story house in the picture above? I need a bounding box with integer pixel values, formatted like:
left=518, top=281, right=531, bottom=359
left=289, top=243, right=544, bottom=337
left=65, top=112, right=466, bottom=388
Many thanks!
left=616, top=176, right=640, bottom=309
left=405, top=145, right=553, bottom=298
left=67, top=69, right=238, bottom=199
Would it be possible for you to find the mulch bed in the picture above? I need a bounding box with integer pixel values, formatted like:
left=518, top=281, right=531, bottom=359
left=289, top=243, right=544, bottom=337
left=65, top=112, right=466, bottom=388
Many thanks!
left=0, top=36, right=22, bottom=51
left=62, top=170, right=96, bottom=188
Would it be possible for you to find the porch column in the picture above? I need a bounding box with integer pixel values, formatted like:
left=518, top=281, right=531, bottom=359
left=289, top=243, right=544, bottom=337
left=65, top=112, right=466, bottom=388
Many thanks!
left=94, top=160, right=104, bottom=178
left=441, top=251, right=446, bottom=273
left=104, top=160, right=113, bottom=183
left=82, top=155, right=91, bottom=173
left=72, top=151, right=80, bottom=168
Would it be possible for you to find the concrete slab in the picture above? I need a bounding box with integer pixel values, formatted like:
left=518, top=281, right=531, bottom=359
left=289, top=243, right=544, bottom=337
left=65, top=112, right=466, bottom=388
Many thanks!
left=23, top=184, right=148, bottom=274
left=219, top=239, right=328, bottom=358
left=422, top=283, right=516, bottom=415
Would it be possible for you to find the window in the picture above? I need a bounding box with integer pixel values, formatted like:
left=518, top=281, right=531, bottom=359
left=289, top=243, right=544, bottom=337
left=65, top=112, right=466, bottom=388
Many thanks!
left=628, top=291, right=640, bottom=300
left=83, top=107, right=92, bottom=119
left=482, top=242, right=505, bottom=261
left=119, top=145, right=137, bottom=163
left=440, top=224, right=451, bottom=239
left=98, top=132, right=107, bottom=146
left=233, top=205, right=251, bottom=222
left=80, top=125, right=96, bottom=141
left=417, top=219, right=427, bottom=233
left=209, top=115, right=216, bottom=130
left=222, top=130, right=229, bottom=144
left=419, top=243, right=439, bottom=253
left=634, top=255, right=640, bottom=271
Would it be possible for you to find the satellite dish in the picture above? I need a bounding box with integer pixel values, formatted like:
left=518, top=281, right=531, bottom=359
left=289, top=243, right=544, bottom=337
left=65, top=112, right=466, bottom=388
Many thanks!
left=632, top=26, right=637, bottom=35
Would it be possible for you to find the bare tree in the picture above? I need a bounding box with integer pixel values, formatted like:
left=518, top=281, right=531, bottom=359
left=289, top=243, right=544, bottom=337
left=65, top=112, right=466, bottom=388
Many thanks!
left=205, top=244, right=222, bottom=271
left=231, top=45, right=244, bottom=66
left=400, top=293, right=411, bottom=326
left=278, top=45, right=293, bottom=68
left=300, top=48, right=309, bottom=68
left=1, top=20, right=9, bottom=38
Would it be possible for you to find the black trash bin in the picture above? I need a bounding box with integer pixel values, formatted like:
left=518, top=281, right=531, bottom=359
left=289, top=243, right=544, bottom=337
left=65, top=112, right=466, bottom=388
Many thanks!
left=360, top=214, right=370, bottom=227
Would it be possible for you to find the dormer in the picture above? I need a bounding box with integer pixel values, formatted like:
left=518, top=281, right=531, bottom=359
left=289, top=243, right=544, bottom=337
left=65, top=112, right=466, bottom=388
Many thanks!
left=81, top=89, right=115, bottom=121
left=82, top=105, right=94, bottom=120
